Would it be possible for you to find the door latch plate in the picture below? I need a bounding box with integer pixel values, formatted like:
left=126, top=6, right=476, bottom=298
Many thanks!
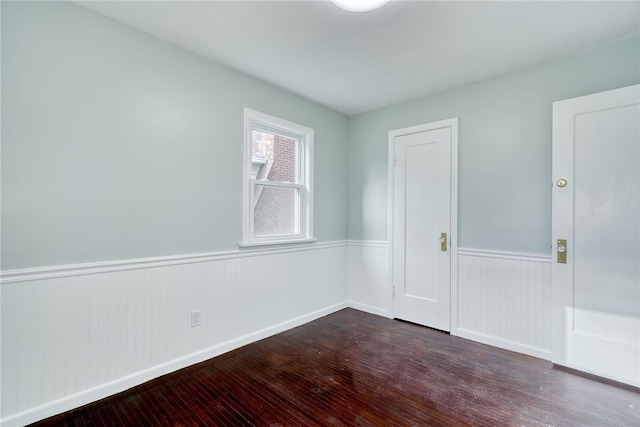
left=557, top=239, right=567, bottom=264
left=440, top=233, right=447, bottom=252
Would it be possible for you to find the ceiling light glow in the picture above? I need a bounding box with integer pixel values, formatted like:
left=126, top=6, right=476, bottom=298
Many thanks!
left=331, top=0, right=390, bottom=12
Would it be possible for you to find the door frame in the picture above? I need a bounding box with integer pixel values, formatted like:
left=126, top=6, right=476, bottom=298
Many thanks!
left=387, top=118, right=459, bottom=329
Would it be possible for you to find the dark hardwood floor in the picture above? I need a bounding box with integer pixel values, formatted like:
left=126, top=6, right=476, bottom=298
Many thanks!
left=32, top=309, right=639, bottom=426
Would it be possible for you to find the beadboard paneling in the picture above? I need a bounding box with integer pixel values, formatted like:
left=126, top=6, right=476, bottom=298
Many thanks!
left=455, top=249, right=552, bottom=359
left=0, top=243, right=348, bottom=427
left=346, top=244, right=553, bottom=360
left=347, top=241, right=391, bottom=317
left=2, top=243, right=555, bottom=425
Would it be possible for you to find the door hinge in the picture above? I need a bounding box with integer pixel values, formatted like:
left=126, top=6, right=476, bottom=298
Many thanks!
left=393, top=153, right=396, bottom=167
left=392, top=285, right=396, bottom=297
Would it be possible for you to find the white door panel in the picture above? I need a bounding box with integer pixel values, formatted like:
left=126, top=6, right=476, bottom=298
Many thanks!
left=552, top=84, right=640, bottom=387
left=405, top=141, right=440, bottom=301
left=392, top=121, right=455, bottom=331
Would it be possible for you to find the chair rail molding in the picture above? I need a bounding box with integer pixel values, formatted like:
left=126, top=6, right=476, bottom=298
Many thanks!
left=1, top=241, right=348, bottom=284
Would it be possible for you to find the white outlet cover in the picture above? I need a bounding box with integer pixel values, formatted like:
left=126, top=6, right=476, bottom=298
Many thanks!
left=190, top=310, right=201, bottom=327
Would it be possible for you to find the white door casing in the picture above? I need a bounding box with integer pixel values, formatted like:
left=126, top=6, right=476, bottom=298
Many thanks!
left=552, top=84, right=640, bottom=387
left=389, top=119, right=458, bottom=331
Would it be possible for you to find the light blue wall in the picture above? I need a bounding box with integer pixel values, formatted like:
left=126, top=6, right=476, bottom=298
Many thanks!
left=349, top=37, right=640, bottom=253
left=4, top=2, right=639, bottom=268
left=1, top=1, right=350, bottom=269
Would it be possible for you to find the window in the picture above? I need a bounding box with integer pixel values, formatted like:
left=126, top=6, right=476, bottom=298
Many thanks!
left=241, top=108, right=314, bottom=246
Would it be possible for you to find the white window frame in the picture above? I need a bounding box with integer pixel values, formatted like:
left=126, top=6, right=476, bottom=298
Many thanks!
left=241, top=108, right=314, bottom=247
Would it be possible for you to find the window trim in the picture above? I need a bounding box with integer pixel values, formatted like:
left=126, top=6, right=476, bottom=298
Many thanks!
left=241, top=108, right=314, bottom=247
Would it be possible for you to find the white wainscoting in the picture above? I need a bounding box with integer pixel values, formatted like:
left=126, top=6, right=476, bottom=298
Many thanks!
left=0, top=242, right=348, bottom=427
left=1, top=242, right=554, bottom=425
left=455, top=248, right=552, bottom=360
left=347, top=241, right=391, bottom=318
left=346, top=243, right=552, bottom=360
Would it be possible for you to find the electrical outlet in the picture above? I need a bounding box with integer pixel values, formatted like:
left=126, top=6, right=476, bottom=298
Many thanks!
left=190, top=310, right=201, bottom=327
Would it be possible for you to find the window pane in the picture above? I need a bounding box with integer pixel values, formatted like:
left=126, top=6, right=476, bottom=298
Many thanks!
left=251, top=130, right=298, bottom=183
left=253, top=185, right=299, bottom=237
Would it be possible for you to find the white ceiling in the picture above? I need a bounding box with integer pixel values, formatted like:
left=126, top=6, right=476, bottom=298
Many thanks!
left=77, top=0, right=640, bottom=116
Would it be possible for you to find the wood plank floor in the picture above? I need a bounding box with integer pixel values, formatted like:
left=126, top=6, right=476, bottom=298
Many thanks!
left=32, top=308, right=640, bottom=426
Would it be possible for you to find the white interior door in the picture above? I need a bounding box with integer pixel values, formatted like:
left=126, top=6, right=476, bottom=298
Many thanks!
left=391, top=120, right=456, bottom=331
left=552, top=84, right=640, bottom=387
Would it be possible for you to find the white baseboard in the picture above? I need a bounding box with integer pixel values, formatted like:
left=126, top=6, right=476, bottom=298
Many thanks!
left=454, top=328, right=551, bottom=361
left=348, top=301, right=392, bottom=318
left=1, top=302, right=348, bottom=427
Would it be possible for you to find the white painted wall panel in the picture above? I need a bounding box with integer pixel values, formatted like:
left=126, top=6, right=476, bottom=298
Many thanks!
left=2, top=243, right=556, bottom=425
left=346, top=243, right=553, bottom=359
left=1, top=243, right=348, bottom=426
left=347, top=241, right=390, bottom=317
left=455, top=249, right=552, bottom=359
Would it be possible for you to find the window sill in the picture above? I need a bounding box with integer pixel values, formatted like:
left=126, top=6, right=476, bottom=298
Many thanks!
left=238, top=238, right=317, bottom=248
